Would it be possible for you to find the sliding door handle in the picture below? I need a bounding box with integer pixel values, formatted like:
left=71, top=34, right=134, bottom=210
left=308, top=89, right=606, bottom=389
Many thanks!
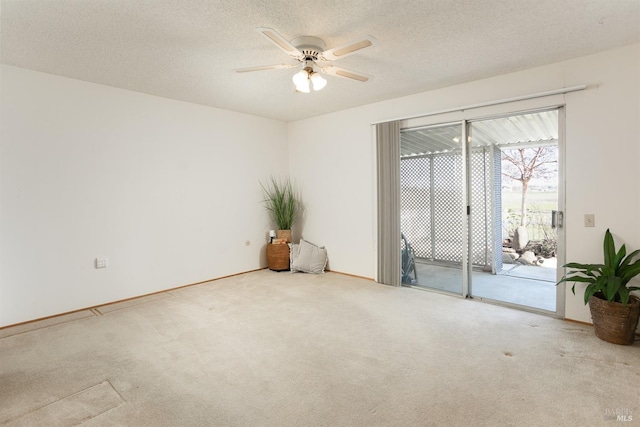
left=551, top=210, right=564, bottom=229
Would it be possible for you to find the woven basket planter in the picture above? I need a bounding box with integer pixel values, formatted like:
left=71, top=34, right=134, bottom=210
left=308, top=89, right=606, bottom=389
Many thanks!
left=589, top=294, right=640, bottom=345
left=267, top=243, right=290, bottom=271
left=277, top=229, right=292, bottom=243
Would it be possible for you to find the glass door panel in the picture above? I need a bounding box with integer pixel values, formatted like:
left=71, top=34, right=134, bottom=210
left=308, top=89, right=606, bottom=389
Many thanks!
left=400, top=122, right=464, bottom=295
left=467, top=110, right=559, bottom=312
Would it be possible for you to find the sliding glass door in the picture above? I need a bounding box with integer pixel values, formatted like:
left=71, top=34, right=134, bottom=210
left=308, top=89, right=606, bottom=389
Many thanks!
left=399, top=109, right=562, bottom=313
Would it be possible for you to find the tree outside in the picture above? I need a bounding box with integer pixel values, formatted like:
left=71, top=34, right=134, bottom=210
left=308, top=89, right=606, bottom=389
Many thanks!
left=501, top=145, right=559, bottom=260
left=501, top=146, right=558, bottom=227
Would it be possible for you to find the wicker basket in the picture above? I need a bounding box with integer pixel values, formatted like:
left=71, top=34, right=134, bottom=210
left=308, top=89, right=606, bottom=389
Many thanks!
left=589, top=294, right=640, bottom=345
left=277, top=229, right=292, bottom=243
left=267, top=243, right=290, bottom=271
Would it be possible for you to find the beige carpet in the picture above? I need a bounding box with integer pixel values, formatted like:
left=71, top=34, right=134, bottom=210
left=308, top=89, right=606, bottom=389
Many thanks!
left=1, top=270, right=638, bottom=426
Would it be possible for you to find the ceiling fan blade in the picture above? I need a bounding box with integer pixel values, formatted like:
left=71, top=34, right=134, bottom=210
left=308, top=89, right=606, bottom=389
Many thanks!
left=322, top=65, right=371, bottom=82
left=235, top=63, right=297, bottom=73
left=320, top=36, right=376, bottom=61
left=256, top=27, right=303, bottom=59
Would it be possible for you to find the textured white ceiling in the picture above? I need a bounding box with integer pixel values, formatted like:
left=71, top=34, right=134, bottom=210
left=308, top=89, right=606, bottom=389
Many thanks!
left=2, top=0, right=639, bottom=122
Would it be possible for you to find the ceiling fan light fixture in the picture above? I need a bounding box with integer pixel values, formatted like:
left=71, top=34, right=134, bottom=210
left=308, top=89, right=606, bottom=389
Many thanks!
left=310, top=72, right=327, bottom=91
left=295, top=82, right=310, bottom=93
left=293, top=74, right=310, bottom=93
left=292, top=69, right=309, bottom=86
left=292, top=61, right=326, bottom=93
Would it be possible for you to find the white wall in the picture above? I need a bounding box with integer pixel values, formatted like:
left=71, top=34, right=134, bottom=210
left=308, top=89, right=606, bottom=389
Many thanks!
left=3, top=44, right=638, bottom=327
left=0, top=65, right=288, bottom=327
left=288, top=44, right=640, bottom=324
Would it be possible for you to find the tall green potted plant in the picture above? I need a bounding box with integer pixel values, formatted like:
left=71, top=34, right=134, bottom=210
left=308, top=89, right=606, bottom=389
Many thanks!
left=558, top=229, right=640, bottom=345
left=261, top=176, right=300, bottom=243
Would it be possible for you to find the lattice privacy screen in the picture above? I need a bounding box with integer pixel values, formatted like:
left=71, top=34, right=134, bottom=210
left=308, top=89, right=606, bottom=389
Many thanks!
left=469, top=150, right=490, bottom=265
left=401, top=148, right=497, bottom=267
left=400, top=157, right=433, bottom=259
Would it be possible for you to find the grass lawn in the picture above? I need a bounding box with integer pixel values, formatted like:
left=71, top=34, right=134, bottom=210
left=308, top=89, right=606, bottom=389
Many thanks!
left=502, top=190, right=558, bottom=213
left=502, top=190, right=558, bottom=243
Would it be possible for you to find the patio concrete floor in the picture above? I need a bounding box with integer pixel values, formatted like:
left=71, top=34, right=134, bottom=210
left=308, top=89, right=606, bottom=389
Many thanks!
left=411, top=260, right=557, bottom=312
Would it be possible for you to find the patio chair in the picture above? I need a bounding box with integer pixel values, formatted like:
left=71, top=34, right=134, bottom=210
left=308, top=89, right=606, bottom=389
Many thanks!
left=401, top=233, right=418, bottom=285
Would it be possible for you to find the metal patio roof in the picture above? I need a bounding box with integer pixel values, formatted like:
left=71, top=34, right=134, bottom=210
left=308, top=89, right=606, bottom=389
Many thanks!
left=400, top=110, right=558, bottom=157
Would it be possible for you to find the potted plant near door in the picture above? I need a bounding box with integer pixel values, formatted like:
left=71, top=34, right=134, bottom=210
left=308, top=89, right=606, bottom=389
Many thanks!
left=558, top=229, right=640, bottom=345
left=260, top=176, right=301, bottom=243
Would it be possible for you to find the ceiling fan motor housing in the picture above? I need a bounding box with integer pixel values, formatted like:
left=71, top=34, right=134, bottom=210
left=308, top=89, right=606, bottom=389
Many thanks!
left=291, top=36, right=326, bottom=61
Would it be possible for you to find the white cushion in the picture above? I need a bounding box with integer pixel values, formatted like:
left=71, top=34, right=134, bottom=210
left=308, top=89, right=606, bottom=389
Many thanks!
left=289, top=243, right=301, bottom=270
left=291, top=239, right=328, bottom=274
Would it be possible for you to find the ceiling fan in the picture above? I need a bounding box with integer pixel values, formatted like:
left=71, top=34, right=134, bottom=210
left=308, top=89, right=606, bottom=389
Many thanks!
left=235, top=27, right=376, bottom=93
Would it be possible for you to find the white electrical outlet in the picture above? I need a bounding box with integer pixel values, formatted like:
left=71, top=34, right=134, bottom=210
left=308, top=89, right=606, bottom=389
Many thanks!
left=584, top=214, right=595, bottom=227
left=95, top=257, right=108, bottom=269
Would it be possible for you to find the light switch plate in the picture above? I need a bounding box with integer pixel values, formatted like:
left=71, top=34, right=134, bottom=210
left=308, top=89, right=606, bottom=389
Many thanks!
left=584, top=214, right=595, bottom=227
